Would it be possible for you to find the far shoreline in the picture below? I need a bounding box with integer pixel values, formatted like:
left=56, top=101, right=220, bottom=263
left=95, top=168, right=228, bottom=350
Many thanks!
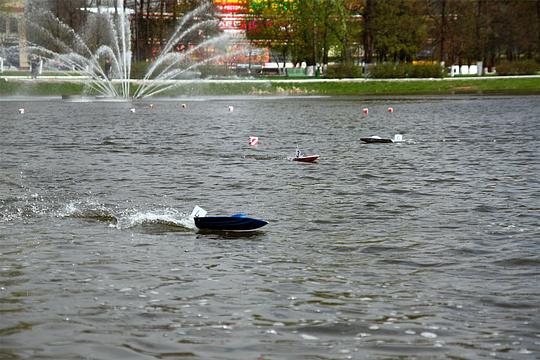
left=1, top=76, right=539, bottom=97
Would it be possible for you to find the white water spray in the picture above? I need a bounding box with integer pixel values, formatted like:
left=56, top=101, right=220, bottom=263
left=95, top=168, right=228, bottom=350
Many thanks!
left=26, top=0, right=233, bottom=99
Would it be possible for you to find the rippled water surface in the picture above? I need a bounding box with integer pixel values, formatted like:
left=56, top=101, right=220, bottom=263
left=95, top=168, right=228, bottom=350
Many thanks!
left=1, top=95, right=539, bottom=359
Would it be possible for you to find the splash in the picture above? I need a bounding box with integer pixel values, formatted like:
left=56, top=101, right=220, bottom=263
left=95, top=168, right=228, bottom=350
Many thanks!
left=61, top=200, right=196, bottom=230
left=0, top=191, right=195, bottom=233
left=114, top=208, right=196, bottom=231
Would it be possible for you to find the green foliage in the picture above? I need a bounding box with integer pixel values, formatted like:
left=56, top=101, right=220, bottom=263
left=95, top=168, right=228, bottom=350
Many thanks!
left=371, top=0, right=429, bottom=62
left=246, top=0, right=362, bottom=66
left=250, top=0, right=297, bottom=12
left=198, top=65, right=233, bottom=78
left=369, top=63, right=445, bottom=79
left=130, top=62, right=149, bottom=79
left=496, top=60, right=540, bottom=76
left=325, top=63, right=363, bottom=78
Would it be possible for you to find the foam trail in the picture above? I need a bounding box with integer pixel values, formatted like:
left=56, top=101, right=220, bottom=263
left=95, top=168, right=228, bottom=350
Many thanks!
left=114, top=209, right=196, bottom=230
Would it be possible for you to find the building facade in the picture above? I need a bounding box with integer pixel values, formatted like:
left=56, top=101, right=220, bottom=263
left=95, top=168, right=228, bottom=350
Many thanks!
left=0, top=0, right=28, bottom=69
left=214, top=0, right=248, bottom=34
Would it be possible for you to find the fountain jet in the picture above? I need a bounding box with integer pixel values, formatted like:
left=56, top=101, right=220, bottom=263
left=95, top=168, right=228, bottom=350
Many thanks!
left=25, top=0, right=233, bottom=99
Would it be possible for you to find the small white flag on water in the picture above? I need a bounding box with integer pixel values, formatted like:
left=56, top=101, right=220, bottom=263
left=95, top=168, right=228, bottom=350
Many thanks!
left=249, top=136, right=259, bottom=146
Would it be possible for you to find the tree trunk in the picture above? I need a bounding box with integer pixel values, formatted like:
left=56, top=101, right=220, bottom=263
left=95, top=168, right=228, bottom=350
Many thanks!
left=146, top=0, right=151, bottom=61
left=475, top=0, right=484, bottom=74
left=134, top=1, right=140, bottom=61
left=159, top=0, right=165, bottom=52
left=439, top=0, right=446, bottom=63
left=363, top=0, right=374, bottom=63
left=537, top=0, right=540, bottom=59
left=135, top=0, right=144, bottom=61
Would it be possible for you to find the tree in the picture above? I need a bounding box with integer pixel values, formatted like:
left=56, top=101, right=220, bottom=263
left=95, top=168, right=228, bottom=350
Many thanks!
left=130, top=0, right=214, bottom=62
left=537, top=0, right=540, bottom=59
left=371, top=0, right=429, bottom=62
left=325, top=0, right=362, bottom=64
left=246, top=0, right=299, bottom=73
left=427, top=0, right=540, bottom=67
left=246, top=0, right=362, bottom=71
left=362, top=0, right=374, bottom=63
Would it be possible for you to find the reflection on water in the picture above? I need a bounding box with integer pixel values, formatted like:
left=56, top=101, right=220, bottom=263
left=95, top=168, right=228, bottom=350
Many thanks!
left=0, top=95, right=539, bottom=359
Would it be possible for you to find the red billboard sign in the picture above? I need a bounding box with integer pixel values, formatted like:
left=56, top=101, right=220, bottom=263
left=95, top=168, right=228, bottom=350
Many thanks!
left=214, top=0, right=247, bottom=14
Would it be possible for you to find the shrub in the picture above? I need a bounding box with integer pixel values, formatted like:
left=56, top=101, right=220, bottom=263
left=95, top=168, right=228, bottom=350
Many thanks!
left=325, top=63, right=363, bottom=78
left=369, top=62, right=444, bottom=79
left=130, top=61, right=149, bottom=79
left=198, top=65, right=233, bottom=78
left=496, top=60, right=540, bottom=76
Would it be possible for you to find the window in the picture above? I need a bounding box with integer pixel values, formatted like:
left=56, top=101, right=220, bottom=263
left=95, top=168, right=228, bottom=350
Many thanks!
left=9, top=18, right=19, bottom=34
left=0, top=16, right=6, bottom=33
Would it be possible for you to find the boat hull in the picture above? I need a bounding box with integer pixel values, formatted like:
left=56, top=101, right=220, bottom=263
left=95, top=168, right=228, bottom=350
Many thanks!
left=360, top=137, right=393, bottom=143
left=194, top=216, right=268, bottom=231
left=293, top=155, right=319, bottom=162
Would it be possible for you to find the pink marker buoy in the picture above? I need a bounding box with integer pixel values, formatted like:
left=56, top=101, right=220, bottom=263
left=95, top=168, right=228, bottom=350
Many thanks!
left=388, top=107, right=394, bottom=113
left=362, top=108, right=369, bottom=115
left=249, top=136, right=259, bottom=146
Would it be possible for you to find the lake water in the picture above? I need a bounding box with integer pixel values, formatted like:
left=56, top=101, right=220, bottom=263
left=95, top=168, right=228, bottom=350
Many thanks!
left=1, top=95, right=539, bottom=359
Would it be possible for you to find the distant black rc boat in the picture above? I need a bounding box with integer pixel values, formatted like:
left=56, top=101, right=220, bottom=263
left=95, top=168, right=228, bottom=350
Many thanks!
left=360, top=134, right=403, bottom=144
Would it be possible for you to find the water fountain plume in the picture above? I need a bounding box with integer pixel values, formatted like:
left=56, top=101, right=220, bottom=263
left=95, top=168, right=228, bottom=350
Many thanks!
left=157, top=1, right=213, bottom=59
left=25, top=0, right=227, bottom=99
left=133, top=32, right=231, bottom=99
left=140, top=49, right=248, bottom=98
left=26, top=9, right=125, bottom=97
left=27, top=44, right=119, bottom=98
left=141, top=19, right=219, bottom=82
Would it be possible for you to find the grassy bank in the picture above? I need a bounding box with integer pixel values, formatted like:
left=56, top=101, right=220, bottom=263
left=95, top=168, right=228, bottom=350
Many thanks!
left=268, top=78, right=540, bottom=96
left=1, top=77, right=539, bottom=97
left=0, top=80, right=86, bottom=96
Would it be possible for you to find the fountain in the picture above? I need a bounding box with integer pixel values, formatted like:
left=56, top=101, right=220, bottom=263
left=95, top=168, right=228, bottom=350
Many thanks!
left=24, top=0, right=232, bottom=99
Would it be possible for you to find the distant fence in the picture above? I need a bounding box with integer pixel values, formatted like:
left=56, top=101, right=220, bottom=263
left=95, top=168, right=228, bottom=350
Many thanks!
left=286, top=68, right=306, bottom=77
left=450, top=62, right=484, bottom=76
